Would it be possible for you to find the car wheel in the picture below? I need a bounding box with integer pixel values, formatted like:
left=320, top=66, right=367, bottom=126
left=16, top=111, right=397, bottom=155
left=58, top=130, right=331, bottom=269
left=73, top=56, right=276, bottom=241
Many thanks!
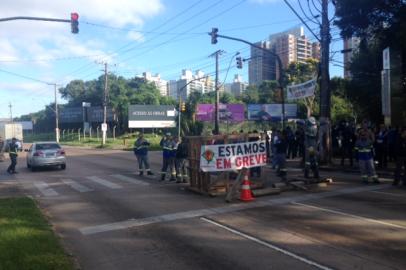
left=27, top=162, right=31, bottom=169
left=31, top=166, right=36, bottom=172
left=61, top=164, right=66, bottom=170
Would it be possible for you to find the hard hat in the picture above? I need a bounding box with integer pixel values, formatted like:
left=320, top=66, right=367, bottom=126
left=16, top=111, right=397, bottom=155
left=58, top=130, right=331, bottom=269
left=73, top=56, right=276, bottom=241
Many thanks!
left=307, top=117, right=316, bottom=125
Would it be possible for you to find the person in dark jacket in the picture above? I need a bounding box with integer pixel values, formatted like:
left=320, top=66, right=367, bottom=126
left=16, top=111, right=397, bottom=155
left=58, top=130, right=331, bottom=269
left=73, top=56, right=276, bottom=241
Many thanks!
left=393, top=128, right=406, bottom=186
left=175, top=137, right=189, bottom=183
left=6, top=138, right=19, bottom=174
left=133, top=133, right=153, bottom=176
left=160, top=133, right=176, bottom=181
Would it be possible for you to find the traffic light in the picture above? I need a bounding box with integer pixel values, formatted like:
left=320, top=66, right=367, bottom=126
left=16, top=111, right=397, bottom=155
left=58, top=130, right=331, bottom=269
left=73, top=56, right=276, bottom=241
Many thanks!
left=71, top=12, right=79, bottom=34
left=210, top=28, right=218, bottom=44
left=236, top=56, right=243, bottom=69
left=181, top=102, right=186, bottom=112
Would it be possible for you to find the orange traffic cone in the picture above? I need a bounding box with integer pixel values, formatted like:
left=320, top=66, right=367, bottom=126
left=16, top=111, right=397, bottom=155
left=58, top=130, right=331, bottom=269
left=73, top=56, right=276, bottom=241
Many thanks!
left=240, top=171, right=254, bottom=202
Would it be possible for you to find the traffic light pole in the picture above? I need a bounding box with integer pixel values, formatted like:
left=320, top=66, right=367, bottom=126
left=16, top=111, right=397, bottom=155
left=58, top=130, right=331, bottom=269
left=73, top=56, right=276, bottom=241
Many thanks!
left=211, top=32, right=286, bottom=129
left=0, top=14, right=79, bottom=34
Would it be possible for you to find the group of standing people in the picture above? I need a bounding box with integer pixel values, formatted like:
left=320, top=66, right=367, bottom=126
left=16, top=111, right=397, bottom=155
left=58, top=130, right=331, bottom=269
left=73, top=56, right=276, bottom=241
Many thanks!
left=133, top=132, right=188, bottom=183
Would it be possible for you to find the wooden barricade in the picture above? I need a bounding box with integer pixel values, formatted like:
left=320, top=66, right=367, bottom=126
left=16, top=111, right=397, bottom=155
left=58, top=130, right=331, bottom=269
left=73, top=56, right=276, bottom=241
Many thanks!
left=186, top=133, right=265, bottom=196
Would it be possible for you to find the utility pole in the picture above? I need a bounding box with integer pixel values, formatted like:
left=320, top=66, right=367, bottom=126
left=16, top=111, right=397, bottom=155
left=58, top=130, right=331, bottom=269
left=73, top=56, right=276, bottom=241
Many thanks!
left=211, top=50, right=223, bottom=135
left=319, top=0, right=332, bottom=163
left=47, top=83, right=60, bottom=143
left=102, top=62, right=108, bottom=146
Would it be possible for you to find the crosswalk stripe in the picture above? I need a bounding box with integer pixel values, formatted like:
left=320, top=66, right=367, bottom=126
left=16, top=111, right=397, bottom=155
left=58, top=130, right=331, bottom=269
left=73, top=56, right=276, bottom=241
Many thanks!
left=110, top=174, right=150, bottom=186
left=86, top=176, right=122, bottom=189
left=34, top=181, right=59, bottom=197
left=61, top=179, right=93, bottom=193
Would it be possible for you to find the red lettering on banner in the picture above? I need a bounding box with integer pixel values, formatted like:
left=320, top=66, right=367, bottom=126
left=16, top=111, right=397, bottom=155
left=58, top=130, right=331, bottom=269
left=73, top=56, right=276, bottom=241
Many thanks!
left=216, top=159, right=222, bottom=169
left=249, top=155, right=255, bottom=166
left=236, top=157, right=242, bottom=167
left=243, top=156, right=249, bottom=167
left=263, top=154, right=267, bottom=163
left=224, top=158, right=231, bottom=169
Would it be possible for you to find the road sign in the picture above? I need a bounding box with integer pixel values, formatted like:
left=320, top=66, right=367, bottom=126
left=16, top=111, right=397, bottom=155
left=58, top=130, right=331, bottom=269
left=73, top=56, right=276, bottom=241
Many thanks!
left=101, top=123, right=107, bottom=132
left=128, top=105, right=176, bottom=128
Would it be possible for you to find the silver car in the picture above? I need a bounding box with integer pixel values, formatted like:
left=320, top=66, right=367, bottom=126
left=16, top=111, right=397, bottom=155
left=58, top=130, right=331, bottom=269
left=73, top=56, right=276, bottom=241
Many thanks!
left=26, top=142, right=66, bottom=171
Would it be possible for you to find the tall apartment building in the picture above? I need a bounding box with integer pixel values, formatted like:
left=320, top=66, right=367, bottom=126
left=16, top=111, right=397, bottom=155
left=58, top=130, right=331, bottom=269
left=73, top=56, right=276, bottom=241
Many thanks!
left=343, top=37, right=360, bottom=78
left=142, top=72, right=168, bottom=96
left=168, top=69, right=214, bottom=100
left=249, top=27, right=320, bottom=85
left=224, top=74, right=247, bottom=97
left=248, top=41, right=276, bottom=86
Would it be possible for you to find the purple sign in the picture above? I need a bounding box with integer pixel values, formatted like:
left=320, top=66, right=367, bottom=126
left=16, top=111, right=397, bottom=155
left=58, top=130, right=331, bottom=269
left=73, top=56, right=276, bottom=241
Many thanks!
left=196, top=104, right=245, bottom=123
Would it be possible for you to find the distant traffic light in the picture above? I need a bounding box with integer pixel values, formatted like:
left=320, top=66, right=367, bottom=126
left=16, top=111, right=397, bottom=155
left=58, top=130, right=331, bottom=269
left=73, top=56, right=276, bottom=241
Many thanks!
left=71, top=12, right=79, bottom=34
left=210, top=28, right=218, bottom=44
left=181, top=102, right=186, bottom=112
left=236, top=56, right=243, bottom=69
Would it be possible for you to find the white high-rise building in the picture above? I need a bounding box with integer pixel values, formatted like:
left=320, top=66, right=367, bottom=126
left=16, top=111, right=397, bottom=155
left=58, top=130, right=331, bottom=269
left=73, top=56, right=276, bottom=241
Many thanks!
left=169, top=70, right=214, bottom=100
left=142, top=72, right=168, bottom=96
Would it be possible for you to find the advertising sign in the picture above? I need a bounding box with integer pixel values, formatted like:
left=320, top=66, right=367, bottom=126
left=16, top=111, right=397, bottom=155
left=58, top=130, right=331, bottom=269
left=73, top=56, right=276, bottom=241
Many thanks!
left=247, top=104, right=297, bottom=121
left=200, top=141, right=267, bottom=172
left=196, top=104, right=245, bottom=122
left=287, top=79, right=317, bottom=101
left=128, top=105, right=176, bottom=128
left=383, top=47, right=390, bottom=70
left=88, top=107, right=115, bottom=123
left=59, top=107, right=83, bottom=123
left=381, top=70, right=391, bottom=116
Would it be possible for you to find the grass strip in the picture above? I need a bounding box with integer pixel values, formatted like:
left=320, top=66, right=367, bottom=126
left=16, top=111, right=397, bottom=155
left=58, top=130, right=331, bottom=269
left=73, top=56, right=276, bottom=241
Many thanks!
left=0, top=197, right=74, bottom=270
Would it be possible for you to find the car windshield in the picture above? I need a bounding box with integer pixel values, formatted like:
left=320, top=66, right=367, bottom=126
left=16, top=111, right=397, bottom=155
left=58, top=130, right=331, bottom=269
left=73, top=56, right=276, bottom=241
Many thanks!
left=36, top=143, right=61, bottom=150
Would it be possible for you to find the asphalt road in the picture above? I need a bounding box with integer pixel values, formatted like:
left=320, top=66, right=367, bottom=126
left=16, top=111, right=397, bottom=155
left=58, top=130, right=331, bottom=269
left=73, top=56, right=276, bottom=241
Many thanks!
left=1, top=146, right=405, bottom=270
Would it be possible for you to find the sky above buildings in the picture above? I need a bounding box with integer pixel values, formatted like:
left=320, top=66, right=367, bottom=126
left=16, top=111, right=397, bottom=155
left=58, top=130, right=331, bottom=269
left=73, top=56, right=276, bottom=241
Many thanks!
left=0, top=0, right=343, bottom=118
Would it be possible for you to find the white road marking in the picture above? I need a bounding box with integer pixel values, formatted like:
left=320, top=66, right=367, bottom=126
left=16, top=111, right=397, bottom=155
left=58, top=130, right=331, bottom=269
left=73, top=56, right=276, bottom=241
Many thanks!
left=201, top=217, right=333, bottom=270
left=370, top=190, right=406, bottom=197
left=34, top=181, right=59, bottom=197
left=293, top=202, right=406, bottom=230
left=61, top=179, right=93, bottom=193
left=111, top=174, right=150, bottom=186
left=86, top=176, right=122, bottom=189
left=79, top=184, right=390, bottom=235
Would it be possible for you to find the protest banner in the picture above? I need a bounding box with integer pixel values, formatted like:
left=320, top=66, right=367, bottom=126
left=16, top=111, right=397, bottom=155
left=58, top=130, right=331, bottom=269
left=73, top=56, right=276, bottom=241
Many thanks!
left=200, top=141, right=267, bottom=172
left=287, top=78, right=317, bottom=101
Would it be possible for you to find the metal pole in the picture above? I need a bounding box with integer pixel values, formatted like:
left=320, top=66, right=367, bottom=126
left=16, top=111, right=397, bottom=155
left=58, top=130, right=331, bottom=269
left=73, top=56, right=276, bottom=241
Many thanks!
left=102, top=62, right=108, bottom=146
left=214, top=50, right=221, bottom=135
left=54, top=84, right=60, bottom=143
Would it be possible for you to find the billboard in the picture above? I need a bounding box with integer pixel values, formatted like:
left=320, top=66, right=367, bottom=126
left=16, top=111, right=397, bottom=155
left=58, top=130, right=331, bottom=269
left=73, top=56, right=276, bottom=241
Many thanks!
left=128, top=105, right=176, bottom=128
left=247, top=104, right=297, bottom=121
left=196, top=104, right=245, bottom=122
left=59, top=107, right=115, bottom=123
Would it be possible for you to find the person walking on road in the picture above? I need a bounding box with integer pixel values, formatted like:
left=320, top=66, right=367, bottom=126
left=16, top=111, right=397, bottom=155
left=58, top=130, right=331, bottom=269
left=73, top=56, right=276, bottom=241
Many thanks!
left=6, top=138, right=19, bottom=174
left=354, top=130, right=379, bottom=184
left=133, top=133, right=154, bottom=176
left=274, top=130, right=288, bottom=181
left=393, top=128, right=406, bottom=187
left=175, top=137, right=189, bottom=183
left=160, top=133, right=176, bottom=181
left=375, top=124, right=388, bottom=169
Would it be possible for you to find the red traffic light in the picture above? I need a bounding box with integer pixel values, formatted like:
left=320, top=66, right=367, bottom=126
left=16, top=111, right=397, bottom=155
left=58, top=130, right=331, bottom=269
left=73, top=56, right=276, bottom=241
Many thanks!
left=71, top=13, right=79, bottom=21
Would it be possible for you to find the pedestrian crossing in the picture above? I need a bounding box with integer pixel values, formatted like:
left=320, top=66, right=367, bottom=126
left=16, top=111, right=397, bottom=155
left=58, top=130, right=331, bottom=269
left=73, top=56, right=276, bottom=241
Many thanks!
left=33, top=174, right=154, bottom=197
